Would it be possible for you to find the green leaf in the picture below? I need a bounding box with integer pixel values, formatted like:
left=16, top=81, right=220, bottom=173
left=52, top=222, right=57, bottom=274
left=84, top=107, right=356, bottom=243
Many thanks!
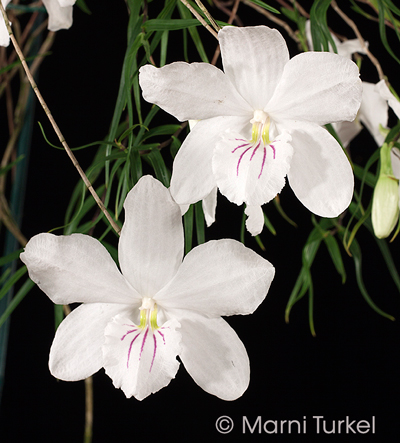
left=142, top=19, right=201, bottom=31
left=377, top=1, right=400, bottom=64
left=75, top=0, right=91, bottom=14
left=263, top=211, right=276, bottom=236
left=324, top=233, right=346, bottom=283
left=0, top=249, right=23, bottom=267
left=0, top=266, right=27, bottom=302
left=0, top=278, right=35, bottom=329
left=145, top=150, right=171, bottom=187
left=347, top=237, right=395, bottom=320
left=54, top=305, right=64, bottom=330
left=194, top=202, right=206, bottom=245
left=245, top=0, right=280, bottom=14
left=183, top=205, right=194, bottom=255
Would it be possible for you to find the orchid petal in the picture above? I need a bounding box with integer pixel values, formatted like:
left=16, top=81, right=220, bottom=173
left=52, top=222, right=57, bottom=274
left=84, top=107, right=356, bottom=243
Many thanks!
left=219, top=25, right=289, bottom=109
left=178, top=312, right=249, bottom=401
left=103, top=315, right=181, bottom=400
left=42, top=0, right=73, bottom=31
left=49, top=303, right=132, bottom=381
left=267, top=52, right=362, bottom=125
left=213, top=132, right=293, bottom=206
left=391, top=147, right=400, bottom=180
left=245, top=205, right=264, bottom=236
left=359, top=82, right=388, bottom=146
left=305, top=20, right=366, bottom=58
left=376, top=79, right=400, bottom=120
left=119, top=176, right=184, bottom=296
left=20, top=233, right=137, bottom=305
left=0, top=1, right=11, bottom=47
left=139, top=62, right=251, bottom=122
left=157, top=239, right=274, bottom=316
left=170, top=115, right=249, bottom=205
left=58, top=0, right=76, bottom=6
left=202, top=187, right=218, bottom=227
left=332, top=120, right=362, bottom=148
left=286, top=121, right=354, bottom=217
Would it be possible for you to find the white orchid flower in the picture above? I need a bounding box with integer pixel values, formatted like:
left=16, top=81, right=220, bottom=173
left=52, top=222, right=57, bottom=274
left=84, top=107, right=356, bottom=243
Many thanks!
left=20, top=175, right=275, bottom=401
left=1, top=0, right=75, bottom=47
left=139, top=26, right=361, bottom=236
left=305, top=20, right=388, bottom=148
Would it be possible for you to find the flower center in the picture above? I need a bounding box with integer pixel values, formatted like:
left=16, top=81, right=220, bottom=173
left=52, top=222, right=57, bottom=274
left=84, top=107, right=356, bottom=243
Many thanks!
left=119, top=297, right=166, bottom=372
left=138, top=296, right=159, bottom=331
left=232, top=110, right=275, bottom=178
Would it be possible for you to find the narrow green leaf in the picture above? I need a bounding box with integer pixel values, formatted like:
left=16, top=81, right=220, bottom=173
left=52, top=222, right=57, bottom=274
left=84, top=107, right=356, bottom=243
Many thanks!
left=54, top=305, right=64, bottom=330
left=194, top=201, right=206, bottom=245
left=0, top=266, right=27, bottom=302
left=184, top=205, right=194, bottom=255
left=0, top=278, right=35, bottom=329
left=145, top=150, right=171, bottom=187
left=0, top=249, right=23, bottom=267
left=246, top=0, right=280, bottom=14
left=263, top=212, right=276, bottom=236
left=348, top=238, right=395, bottom=320
left=324, top=234, right=346, bottom=283
left=143, top=19, right=200, bottom=31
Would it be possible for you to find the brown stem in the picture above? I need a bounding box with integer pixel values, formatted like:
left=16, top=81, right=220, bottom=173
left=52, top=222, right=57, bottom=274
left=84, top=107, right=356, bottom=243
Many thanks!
left=0, top=3, right=121, bottom=235
left=242, top=0, right=299, bottom=44
left=331, top=0, right=385, bottom=80
left=179, top=0, right=219, bottom=39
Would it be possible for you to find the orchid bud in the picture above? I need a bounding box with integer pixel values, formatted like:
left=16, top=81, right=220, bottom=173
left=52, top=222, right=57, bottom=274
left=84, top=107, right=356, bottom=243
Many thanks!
left=372, top=144, right=400, bottom=238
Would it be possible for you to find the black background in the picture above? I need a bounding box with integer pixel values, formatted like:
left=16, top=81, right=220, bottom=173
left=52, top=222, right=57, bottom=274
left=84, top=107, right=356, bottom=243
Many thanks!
left=1, top=1, right=400, bottom=442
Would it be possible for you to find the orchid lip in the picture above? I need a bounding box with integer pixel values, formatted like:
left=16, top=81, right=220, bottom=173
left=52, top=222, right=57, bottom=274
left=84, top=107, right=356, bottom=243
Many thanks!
left=231, top=111, right=276, bottom=178
left=120, top=298, right=168, bottom=372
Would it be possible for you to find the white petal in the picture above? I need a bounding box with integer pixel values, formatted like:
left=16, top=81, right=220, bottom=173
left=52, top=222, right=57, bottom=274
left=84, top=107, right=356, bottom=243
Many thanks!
left=139, top=62, right=251, bottom=122
left=213, top=131, right=293, bottom=206
left=245, top=205, right=264, bottom=236
left=202, top=187, right=218, bottom=227
left=332, top=120, right=362, bottom=148
left=20, top=233, right=137, bottom=305
left=119, top=176, right=184, bottom=297
left=157, top=239, right=274, bottom=316
left=170, top=115, right=249, bottom=205
left=267, top=52, right=362, bottom=125
left=0, top=0, right=11, bottom=47
left=305, top=20, right=366, bottom=57
left=178, top=312, right=249, bottom=400
left=359, top=82, right=388, bottom=146
left=337, top=39, right=367, bottom=58
left=49, top=303, right=132, bottom=381
left=376, top=79, right=400, bottom=120
left=219, top=25, right=289, bottom=109
left=42, top=0, right=73, bottom=31
left=286, top=121, right=354, bottom=217
left=391, top=147, right=400, bottom=180
left=103, top=315, right=181, bottom=400
left=57, top=0, right=76, bottom=6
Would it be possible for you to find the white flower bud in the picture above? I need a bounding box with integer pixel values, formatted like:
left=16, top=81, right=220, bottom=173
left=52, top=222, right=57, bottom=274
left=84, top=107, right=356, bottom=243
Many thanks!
left=372, top=144, right=400, bottom=238
left=372, top=175, right=399, bottom=238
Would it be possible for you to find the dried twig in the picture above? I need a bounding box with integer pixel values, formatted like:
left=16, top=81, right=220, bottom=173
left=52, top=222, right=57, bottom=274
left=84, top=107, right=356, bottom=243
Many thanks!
left=179, top=0, right=219, bottom=39
left=0, top=3, right=121, bottom=235
left=331, top=0, right=385, bottom=80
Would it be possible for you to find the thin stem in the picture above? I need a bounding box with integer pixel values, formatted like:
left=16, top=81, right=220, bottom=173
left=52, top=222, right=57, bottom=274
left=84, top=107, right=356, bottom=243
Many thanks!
left=194, top=0, right=221, bottom=32
left=179, top=0, right=219, bottom=39
left=331, top=0, right=385, bottom=80
left=84, top=377, right=93, bottom=443
left=0, top=3, right=121, bottom=235
left=242, top=0, right=300, bottom=44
